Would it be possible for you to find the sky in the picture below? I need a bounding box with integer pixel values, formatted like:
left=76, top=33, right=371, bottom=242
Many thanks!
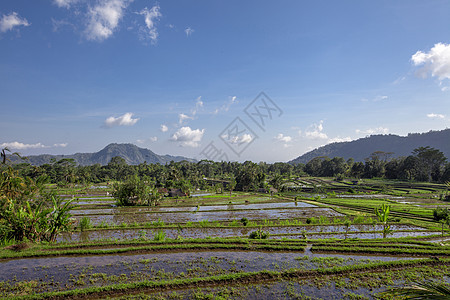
left=1, top=0, right=450, bottom=163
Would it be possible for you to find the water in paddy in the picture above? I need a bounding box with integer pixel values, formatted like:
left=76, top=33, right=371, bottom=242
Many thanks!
left=134, top=275, right=450, bottom=300
left=59, top=224, right=427, bottom=242
left=72, top=208, right=343, bottom=226
left=0, top=250, right=419, bottom=295
left=70, top=201, right=316, bottom=215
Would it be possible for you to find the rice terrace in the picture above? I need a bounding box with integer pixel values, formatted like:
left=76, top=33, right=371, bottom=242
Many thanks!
left=3, top=1, right=450, bottom=299
left=1, top=147, right=450, bottom=299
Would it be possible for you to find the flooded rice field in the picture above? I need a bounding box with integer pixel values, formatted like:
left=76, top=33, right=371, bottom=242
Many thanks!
left=71, top=201, right=316, bottom=214
left=59, top=224, right=428, bottom=242
left=0, top=250, right=419, bottom=295
left=130, top=275, right=450, bottom=300
left=71, top=207, right=343, bottom=225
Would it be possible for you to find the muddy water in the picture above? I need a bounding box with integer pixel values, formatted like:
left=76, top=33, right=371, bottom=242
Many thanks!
left=0, top=250, right=418, bottom=295
left=59, top=224, right=426, bottom=242
left=72, top=208, right=343, bottom=226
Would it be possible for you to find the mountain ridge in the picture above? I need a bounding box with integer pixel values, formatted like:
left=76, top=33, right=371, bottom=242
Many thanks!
left=289, top=129, right=450, bottom=164
left=9, top=143, right=196, bottom=166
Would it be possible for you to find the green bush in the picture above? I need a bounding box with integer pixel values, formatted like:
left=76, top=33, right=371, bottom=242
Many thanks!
left=249, top=229, right=269, bottom=239
left=79, top=216, right=92, bottom=231
left=112, top=175, right=152, bottom=206
left=433, top=208, right=449, bottom=221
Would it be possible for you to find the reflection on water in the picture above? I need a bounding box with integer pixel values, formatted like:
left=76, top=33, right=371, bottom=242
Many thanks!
left=59, top=224, right=427, bottom=242
left=72, top=208, right=343, bottom=226
left=70, top=201, right=316, bottom=215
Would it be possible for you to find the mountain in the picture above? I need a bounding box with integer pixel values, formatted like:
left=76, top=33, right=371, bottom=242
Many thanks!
left=9, top=143, right=196, bottom=166
left=289, top=129, right=450, bottom=164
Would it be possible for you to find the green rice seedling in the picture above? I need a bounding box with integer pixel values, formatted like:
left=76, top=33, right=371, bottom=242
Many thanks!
left=199, top=220, right=210, bottom=227
left=79, top=216, right=92, bottom=231
left=333, top=217, right=342, bottom=224
left=98, top=221, right=109, bottom=228
left=153, top=230, right=166, bottom=241
left=152, top=219, right=165, bottom=227
left=137, top=230, right=147, bottom=240
left=230, top=220, right=239, bottom=227
left=119, top=222, right=127, bottom=228
left=352, top=215, right=365, bottom=224
left=131, top=222, right=139, bottom=228
left=318, top=216, right=329, bottom=224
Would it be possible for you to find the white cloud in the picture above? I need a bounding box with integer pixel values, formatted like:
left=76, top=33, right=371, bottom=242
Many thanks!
left=1, top=142, right=67, bottom=150
left=150, top=136, right=157, bottom=142
left=1, top=142, right=46, bottom=150
left=53, top=143, right=68, bottom=148
left=221, top=133, right=254, bottom=145
left=185, top=27, right=194, bottom=37
left=427, top=113, right=445, bottom=119
left=178, top=113, right=193, bottom=124
left=361, top=95, right=388, bottom=102
left=412, top=43, right=450, bottom=81
left=355, top=127, right=389, bottom=135
left=0, top=12, right=30, bottom=33
left=178, top=97, right=204, bottom=124
left=275, top=133, right=292, bottom=143
left=305, top=120, right=328, bottom=140
left=192, top=96, right=203, bottom=116
left=85, top=0, right=131, bottom=41
left=53, top=0, right=78, bottom=8
left=213, top=96, right=238, bottom=114
left=275, top=133, right=292, bottom=148
left=160, top=124, right=168, bottom=132
left=104, top=112, right=139, bottom=127
left=171, top=127, right=204, bottom=147
left=137, top=5, right=161, bottom=42
left=328, top=136, right=352, bottom=144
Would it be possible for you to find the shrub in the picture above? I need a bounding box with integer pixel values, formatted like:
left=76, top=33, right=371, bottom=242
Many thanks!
left=433, top=208, right=450, bottom=221
left=240, top=217, right=249, bottom=226
left=112, top=175, right=152, bottom=206
left=249, top=228, right=269, bottom=239
left=79, top=216, right=92, bottom=231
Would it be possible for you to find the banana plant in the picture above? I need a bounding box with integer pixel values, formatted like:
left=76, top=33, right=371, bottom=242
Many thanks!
left=375, top=203, right=392, bottom=238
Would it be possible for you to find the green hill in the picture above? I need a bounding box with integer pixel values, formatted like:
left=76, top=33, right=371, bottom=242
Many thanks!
left=289, top=129, right=450, bottom=164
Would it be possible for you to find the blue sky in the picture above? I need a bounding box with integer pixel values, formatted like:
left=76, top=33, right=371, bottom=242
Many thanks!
left=1, top=0, right=450, bottom=162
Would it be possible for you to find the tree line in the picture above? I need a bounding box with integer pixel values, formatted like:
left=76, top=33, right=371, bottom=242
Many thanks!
left=6, top=146, right=450, bottom=193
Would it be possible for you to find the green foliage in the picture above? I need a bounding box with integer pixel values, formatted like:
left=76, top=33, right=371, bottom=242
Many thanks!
left=0, top=195, right=75, bottom=243
left=112, top=175, right=153, bottom=206
left=79, top=216, right=92, bottom=232
left=375, top=204, right=393, bottom=238
left=433, top=208, right=450, bottom=222
left=240, top=217, right=249, bottom=226
left=249, top=227, right=269, bottom=239
left=153, top=230, right=166, bottom=241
